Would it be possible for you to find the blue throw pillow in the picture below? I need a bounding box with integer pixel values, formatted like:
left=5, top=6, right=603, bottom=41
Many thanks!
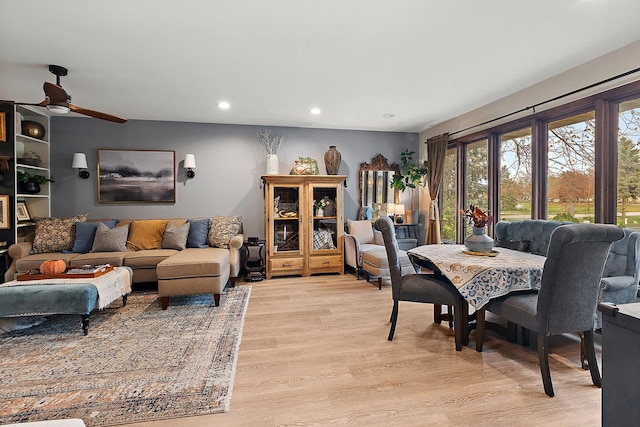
left=187, top=218, right=210, bottom=248
left=70, top=220, right=118, bottom=253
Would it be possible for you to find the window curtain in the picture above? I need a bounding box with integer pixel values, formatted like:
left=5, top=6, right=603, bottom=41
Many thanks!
left=426, top=133, right=449, bottom=244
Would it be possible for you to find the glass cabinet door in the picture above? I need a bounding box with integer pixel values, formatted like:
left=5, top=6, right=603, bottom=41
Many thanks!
left=309, top=184, right=339, bottom=254
left=272, top=185, right=301, bottom=254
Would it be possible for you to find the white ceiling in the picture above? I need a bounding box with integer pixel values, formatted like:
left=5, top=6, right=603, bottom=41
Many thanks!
left=2, top=0, right=640, bottom=133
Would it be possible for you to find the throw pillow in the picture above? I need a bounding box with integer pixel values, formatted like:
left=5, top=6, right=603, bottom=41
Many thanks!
left=126, top=220, right=169, bottom=251
left=495, top=239, right=531, bottom=252
left=161, top=222, right=190, bottom=250
left=187, top=218, right=210, bottom=248
left=207, top=215, right=242, bottom=249
left=70, top=220, right=118, bottom=253
left=347, top=219, right=374, bottom=244
left=313, top=229, right=335, bottom=250
left=91, top=223, right=129, bottom=252
left=31, top=214, right=88, bottom=254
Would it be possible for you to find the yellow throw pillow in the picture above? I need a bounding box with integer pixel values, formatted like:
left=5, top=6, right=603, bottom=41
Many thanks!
left=126, top=220, right=169, bottom=251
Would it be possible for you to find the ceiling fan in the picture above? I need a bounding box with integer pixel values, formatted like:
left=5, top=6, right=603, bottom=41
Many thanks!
left=1, top=65, right=127, bottom=124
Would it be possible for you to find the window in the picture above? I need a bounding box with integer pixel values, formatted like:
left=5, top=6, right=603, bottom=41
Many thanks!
left=499, top=128, right=532, bottom=221
left=547, top=112, right=595, bottom=222
left=445, top=78, right=640, bottom=239
left=617, top=99, right=640, bottom=230
left=464, top=139, right=489, bottom=233
left=440, top=148, right=457, bottom=242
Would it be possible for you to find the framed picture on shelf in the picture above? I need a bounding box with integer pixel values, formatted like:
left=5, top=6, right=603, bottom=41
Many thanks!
left=16, top=201, right=30, bottom=222
left=0, top=112, right=5, bottom=142
left=97, top=149, right=176, bottom=203
left=0, top=195, right=9, bottom=229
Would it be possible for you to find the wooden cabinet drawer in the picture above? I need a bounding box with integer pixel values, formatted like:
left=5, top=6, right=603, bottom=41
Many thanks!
left=309, top=255, right=343, bottom=271
left=269, top=256, right=304, bottom=273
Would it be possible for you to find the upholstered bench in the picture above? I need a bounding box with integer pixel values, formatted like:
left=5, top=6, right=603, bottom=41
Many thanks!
left=0, top=267, right=132, bottom=335
left=362, top=248, right=416, bottom=290
left=156, top=248, right=230, bottom=309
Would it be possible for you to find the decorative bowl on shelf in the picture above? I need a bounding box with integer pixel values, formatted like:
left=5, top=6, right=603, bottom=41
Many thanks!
left=20, top=151, right=42, bottom=166
left=21, top=121, right=46, bottom=140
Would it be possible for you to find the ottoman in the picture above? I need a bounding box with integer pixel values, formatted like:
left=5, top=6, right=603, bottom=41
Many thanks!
left=156, top=248, right=230, bottom=310
left=362, top=248, right=416, bottom=290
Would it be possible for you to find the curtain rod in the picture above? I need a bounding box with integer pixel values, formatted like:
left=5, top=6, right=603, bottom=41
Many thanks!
left=445, top=66, right=640, bottom=138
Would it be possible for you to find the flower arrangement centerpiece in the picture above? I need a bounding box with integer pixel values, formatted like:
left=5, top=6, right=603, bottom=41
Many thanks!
left=460, top=205, right=493, bottom=229
left=460, top=205, right=495, bottom=253
left=314, top=198, right=328, bottom=216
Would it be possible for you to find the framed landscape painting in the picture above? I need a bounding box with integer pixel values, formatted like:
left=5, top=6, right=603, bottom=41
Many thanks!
left=98, top=149, right=175, bottom=203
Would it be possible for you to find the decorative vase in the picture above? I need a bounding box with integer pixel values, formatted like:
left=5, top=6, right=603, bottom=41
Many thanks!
left=464, top=226, right=494, bottom=253
left=266, top=154, right=279, bottom=175
left=19, top=181, right=41, bottom=194
left=21, top=121, right=46, bottom=140
left=324, top=145, right=341, bottom=175
left=316, top=208, right=324, bottom=217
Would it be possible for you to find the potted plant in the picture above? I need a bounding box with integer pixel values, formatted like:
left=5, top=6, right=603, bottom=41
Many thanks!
left=17, top=170, right=55, bottom=194
left=390, top=149, right=428, bottom=224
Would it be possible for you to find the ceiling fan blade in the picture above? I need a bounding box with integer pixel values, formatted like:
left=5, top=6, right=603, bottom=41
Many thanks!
left=43, top=82, right=68, bottom=105
left=68, top=103, right=127, bottom=123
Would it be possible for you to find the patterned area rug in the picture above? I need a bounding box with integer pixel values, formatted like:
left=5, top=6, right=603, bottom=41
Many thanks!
left=0, top=286, right=251, bottom=426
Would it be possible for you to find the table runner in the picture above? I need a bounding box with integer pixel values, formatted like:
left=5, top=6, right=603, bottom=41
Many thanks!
left=0, top=267, right=132, bottom=310
left=408, top=245, right=546, bottom=309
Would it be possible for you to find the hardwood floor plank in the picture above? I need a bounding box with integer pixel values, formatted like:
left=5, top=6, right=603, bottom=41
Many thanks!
left=119, top=274, right=600, bottom=427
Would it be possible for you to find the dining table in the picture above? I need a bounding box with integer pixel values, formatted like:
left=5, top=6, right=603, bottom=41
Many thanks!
left=407, top=244, right=547, bottom=310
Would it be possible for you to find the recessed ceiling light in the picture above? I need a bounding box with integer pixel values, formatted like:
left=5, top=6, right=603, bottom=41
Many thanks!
left=310, top=107, right=321, bottom=115
left=218, top=101, right=230, bottom=110
left=382, top=113, right=395, bottom=118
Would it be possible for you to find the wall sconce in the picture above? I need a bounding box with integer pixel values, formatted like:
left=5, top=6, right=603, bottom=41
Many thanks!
left=184, top=154, right=196, bottom=178
left=72, top=152, right=90, bottom=179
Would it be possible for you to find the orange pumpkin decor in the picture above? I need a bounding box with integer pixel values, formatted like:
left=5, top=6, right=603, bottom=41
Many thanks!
left=39, top=259, right=67, bottom=275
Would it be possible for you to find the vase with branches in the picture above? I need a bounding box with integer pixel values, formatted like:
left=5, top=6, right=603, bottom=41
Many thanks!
left=258, top=129, right=283, bottom=175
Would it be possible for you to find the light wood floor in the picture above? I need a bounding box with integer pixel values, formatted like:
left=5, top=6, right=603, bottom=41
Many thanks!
left=122, top=274, right=601, bottom=427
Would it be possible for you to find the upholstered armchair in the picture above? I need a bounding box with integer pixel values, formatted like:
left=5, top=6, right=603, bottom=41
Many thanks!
left=600, top=228, right=640, bottom=311
left=344, top=219, right=385, bottom=279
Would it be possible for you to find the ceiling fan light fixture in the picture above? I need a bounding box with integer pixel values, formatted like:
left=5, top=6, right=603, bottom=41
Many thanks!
left=47, top=104, right=70, bottom=114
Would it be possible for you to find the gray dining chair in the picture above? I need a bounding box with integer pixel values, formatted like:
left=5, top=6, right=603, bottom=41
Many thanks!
left=374, top=216, right=468, bottom=351
left=475, top=223, right=624, bottom=397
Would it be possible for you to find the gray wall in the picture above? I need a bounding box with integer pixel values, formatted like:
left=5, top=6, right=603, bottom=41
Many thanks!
left=50, top=117, right=417, bottom=238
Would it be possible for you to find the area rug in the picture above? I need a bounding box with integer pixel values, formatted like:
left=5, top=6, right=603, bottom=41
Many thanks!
left=0, top=286, right=251, bottom=426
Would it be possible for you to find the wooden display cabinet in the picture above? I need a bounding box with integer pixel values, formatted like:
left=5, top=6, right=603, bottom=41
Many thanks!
left=262, top=175, right=346, bottom=279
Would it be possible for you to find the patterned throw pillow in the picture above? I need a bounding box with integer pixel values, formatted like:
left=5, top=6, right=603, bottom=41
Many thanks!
left=91, top=223, right=129, bottom=252
left=313, top=229, right=335, bottom=250
left=162, top=222, right=190, bottom=250
left=31, top=214, right=88, bottom=254
left=207, top=216, right=242, bottom=249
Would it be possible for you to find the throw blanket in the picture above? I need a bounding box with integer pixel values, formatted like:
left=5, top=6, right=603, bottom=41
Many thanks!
left=0, top=267, right=132, bottom=310
left=408, top=245, right=546, bottom=309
